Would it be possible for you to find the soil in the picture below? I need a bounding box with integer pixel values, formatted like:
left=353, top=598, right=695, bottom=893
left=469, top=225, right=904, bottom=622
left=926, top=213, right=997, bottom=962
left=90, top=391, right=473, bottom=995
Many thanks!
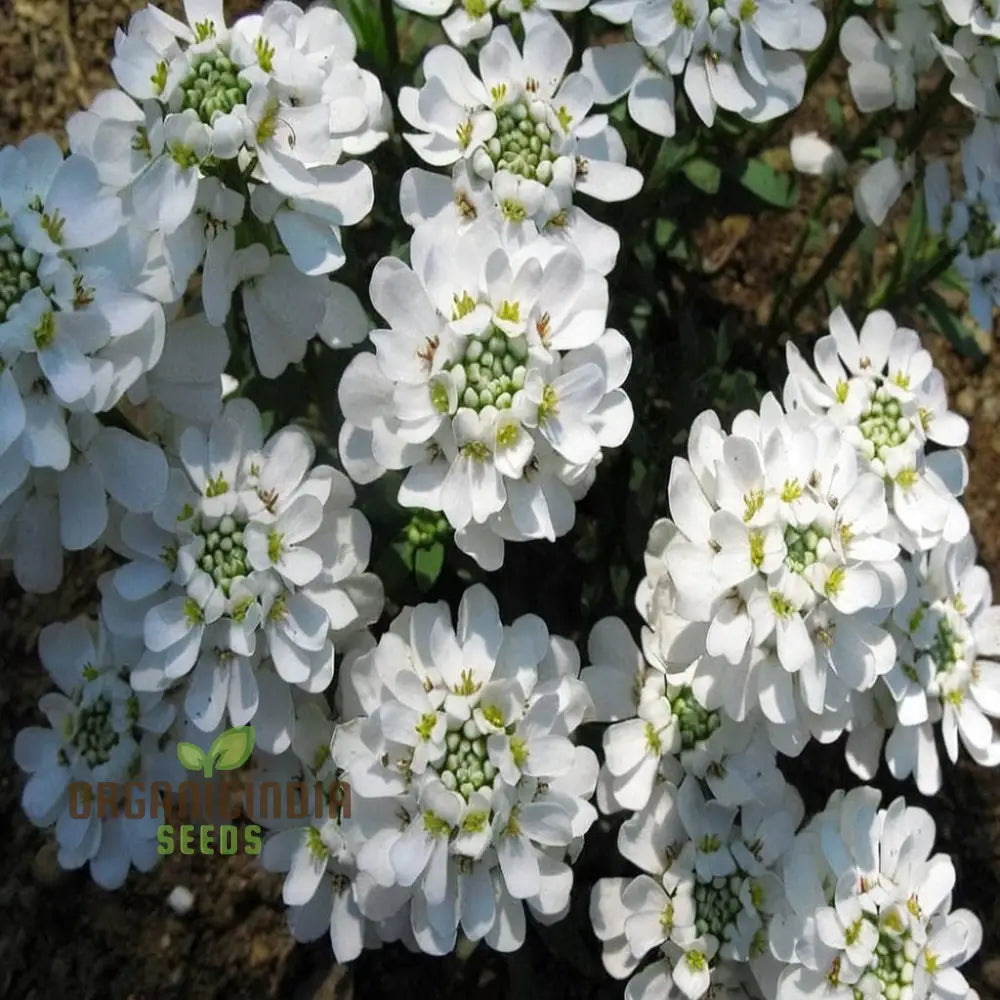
left=1, top=2, right=1000, bottom=999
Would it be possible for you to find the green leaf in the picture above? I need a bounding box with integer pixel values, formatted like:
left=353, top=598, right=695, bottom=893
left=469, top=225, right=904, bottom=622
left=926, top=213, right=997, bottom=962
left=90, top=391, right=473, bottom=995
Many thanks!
left=825, top=95, right=845, bottom=135
left=735, top=158, right=798, bottom=208
left=176, top=741, right=206, bottom=772
left=414, top=541, right=445, bottom=592
left=654, top=218, right=678, bottom=249
left=900, top=187, right=927, bottom=278
left=921, top=291, right=985, bottom=360
left=208, top=726, right=256, bottom=772
left=682, top=157, right=721, bottom=194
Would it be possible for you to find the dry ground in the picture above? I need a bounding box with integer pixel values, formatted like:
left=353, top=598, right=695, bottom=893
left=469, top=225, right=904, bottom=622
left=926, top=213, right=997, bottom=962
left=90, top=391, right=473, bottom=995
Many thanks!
left=1, top=2, right=1000, bottom=998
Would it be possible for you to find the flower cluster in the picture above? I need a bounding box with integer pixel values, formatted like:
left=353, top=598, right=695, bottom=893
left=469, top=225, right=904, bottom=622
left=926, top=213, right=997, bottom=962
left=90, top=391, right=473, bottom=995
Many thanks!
left=581, top=0, right=827, bottom=136
left=67, top=0, right=386, bottom=362
left=100, top=398, right=383, bottom=752
left=0, top=135, right=168, bottom=591
left=338, top=220, right=633, bottom=569
left=3, top=0, right=997, bottom=993
left=14, top=618, right=174, bottom=888
left=591, top=774, right=803, bottom=999
left=329, top=585, right=598, bottom=954
left=769, top=787, right=981, bottom=1000
left=846, top=533, right=1000, bottom=795
left=397, top=14, right=642, bottom=275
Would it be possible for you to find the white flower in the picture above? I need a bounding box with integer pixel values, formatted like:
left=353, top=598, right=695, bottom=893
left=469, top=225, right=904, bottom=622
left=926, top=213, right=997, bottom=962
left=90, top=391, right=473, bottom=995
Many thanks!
left=127, top=310, right=231, bottom=430
left=0, top=414, right=168, bottom=593
left=399, top=160, right=623, bottom=277
left=14, top=618, right=174, bottom=888
left=337, top=220, right=633, bottom=569
left=0, top=135, right=165, bottom=488
left=769, top=787, right=981, bottom=1000
left=68, top=2, right=385, bottom=320
left=250, top=694, right=405, bottom=962
left=591, top=775, right=801, bottom=999
left=396, top=0, right=590, bottom=48
left=789, top=132, right=847, bottom=178
left=586, top=0, right=825, bottom=129
left=933, top=28, right=1000, bottom=118
left=399, top=17, right=643, bottom=229
left=784, top=306, right=970, bottom=552
left=101, top=398, right=383, bottom=751
left=635, top=396, right=902, bottom=754
left=582, top=616, right=785, bottom=813
left=940, top=0, right=1000, bottom=36
left=332, top=584, right=597, bottom=955
left=854, top=139, right=915, bottom=227
left=847, top=535, right=1000, bottom=795
left=840, top=17, right=917, bottom=112
left=231, top=248, right=370, bottom=378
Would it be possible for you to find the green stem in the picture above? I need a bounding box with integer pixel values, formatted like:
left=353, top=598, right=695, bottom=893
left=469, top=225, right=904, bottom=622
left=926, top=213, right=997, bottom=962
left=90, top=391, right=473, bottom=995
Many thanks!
left=785, top=76, right=953, bottom=326
left=768, top=175, right=837, bottom=322
left=380, top=0, right=400, bottom=74
left=787, top=213, right=864, bottom=321
left=871, top=245, right=959, bottom=309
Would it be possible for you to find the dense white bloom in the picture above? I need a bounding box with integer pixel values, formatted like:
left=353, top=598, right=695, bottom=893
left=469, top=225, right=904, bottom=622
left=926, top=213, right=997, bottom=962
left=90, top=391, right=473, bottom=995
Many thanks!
left=398, top=161, right=623, bottom=277
left=395, top=0, right=589, bottom=48
left=399, top=17, right=643, bottom=233
left=0, top=135, right=166, bottom=501
left=636, top=396, right=903, bottom=756
left=126, top=310, right=231, bottom=432
left=67, top=2, right=387, bottom=323
left=14, top=618, right=174, bottom=888
left=100, top=398, right=383, bottom=751
left=252, top=693, right=410, bottom=962
left=784, top=307, right=970, bottom=552
left=0, top=414, right=168, bottom=593
left=845, top=535, right=1000, bottom=794
left=769, top=786, right=982, bottom=1000
left=591, top=775, right=802, bottom=999
left=585, top=0, right=826, bottom=130
left=332, top=585, right=598, bottom=955
left=337, top=220, right=633, bottom=570
left=582, top=616, right=786, bottom=814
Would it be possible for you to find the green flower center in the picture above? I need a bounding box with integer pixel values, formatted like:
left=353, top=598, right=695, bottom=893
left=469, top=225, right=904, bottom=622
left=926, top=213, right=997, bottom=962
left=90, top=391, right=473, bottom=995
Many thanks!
left=852, top=927, right=917, bottom=999
left=0, top=224, right=41, bottom=321
left=178, top=50, right=252, bottom=123
left=784, top=522, right=827, bottom=574
left=435, top=721, right=497, bottom=801
left=487, top=101, right=558, bottom=184
left=858, top=387, right=912, bottom=461
left=444, top=321, right=529, bottom=412
left=196, top=514, right=249, bottom=596
left=694, top=874, right=744, bottom=941
left=670, top=688, right=722, bottom=749
left=929, top=614, right=965, bottom=675
left=72, top=696, right=120, bottom=767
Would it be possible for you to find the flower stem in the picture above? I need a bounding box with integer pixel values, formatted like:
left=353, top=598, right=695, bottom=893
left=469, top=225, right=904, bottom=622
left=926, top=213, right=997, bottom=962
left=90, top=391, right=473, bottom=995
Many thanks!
left=784, top=76, right=953, bottom=327
left=380, top=0, right=400, bottom=74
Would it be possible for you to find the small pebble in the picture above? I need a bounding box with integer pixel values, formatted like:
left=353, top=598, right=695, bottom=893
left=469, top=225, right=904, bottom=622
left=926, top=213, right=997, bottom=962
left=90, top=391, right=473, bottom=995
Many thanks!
left=166, top=885, right=195, bottom=916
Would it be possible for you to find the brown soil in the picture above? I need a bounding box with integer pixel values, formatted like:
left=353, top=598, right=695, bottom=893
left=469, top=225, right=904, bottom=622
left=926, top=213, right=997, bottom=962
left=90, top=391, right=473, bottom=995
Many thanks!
left=2, top=3, right=999, bottom=999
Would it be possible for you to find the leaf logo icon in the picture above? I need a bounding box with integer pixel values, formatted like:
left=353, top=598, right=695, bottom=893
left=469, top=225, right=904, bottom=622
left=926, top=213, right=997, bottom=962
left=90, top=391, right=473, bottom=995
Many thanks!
left=176, top=726, right=255, bottom=777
